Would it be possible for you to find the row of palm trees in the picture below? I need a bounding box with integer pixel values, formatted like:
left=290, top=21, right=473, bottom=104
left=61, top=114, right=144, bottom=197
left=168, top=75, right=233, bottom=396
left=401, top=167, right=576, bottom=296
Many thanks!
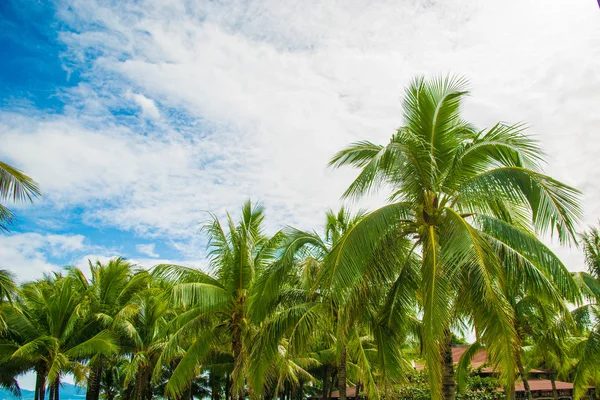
left=1, top=75, right=600, bottom=400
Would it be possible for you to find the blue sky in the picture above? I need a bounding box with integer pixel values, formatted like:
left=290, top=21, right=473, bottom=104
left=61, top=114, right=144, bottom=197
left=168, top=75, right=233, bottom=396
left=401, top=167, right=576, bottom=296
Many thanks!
left=1, top=0, right=600, bottom=284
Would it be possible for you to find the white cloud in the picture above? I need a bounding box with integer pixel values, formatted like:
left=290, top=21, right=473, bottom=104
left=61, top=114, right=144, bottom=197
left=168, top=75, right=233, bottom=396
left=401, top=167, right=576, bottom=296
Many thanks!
left=0, top=233, right=87, bottom=281
left=127, top=90, right=161, bottom=120
left=2, top=0, right=599, bottom=271
left=136, top=243, right=159, bottom=258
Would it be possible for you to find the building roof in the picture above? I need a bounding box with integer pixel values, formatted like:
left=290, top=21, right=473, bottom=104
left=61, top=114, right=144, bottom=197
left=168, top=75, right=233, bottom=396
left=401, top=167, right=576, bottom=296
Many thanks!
left=414, top=345, right=487, bottom=370
left=414, top=346, right=544, bottom=374
left=513, top=379, right=574, bottom=392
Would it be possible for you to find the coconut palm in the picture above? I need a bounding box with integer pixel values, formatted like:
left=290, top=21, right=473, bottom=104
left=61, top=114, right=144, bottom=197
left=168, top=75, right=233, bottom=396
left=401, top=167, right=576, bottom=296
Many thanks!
left=249, top=208, right=416, bottom=400
left=326, top=75, right=582, bottom=399
left=0, top=161, right=40, bottom=231
left=67, top=258, right=149, bottom=400
left=153, top=200, right=283, bottom=400
left=2, top=273, right=118, bottom=400
left=120, top=286, right=174, bottom=400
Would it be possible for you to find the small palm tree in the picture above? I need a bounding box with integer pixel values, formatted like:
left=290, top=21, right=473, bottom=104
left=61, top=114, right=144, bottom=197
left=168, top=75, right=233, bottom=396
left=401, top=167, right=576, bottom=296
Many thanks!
left=326, top=75, right=582, bottom=399
left=0, top=161, right=40, bottom=231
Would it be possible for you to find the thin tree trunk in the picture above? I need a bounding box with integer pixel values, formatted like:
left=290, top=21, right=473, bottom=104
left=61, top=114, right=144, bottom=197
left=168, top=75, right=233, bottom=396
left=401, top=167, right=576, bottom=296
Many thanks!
left=54, top=377, right=60, bottom=400
left=231, top=310, right=244, bottom=400
left=442, top=330, right=456, bottom=400
left=210, top=370, right=217, bottom=400
left=329, top=369, right=337, bottom=400
left=550, top=370, right=558, bottom=400
left=338, top=346, right=347, bottom=400
left=322, top=366, right=329, bottom=400
left=184, top=384, right=192, bottom=400
left=516, top=354, right=532, bottom=400
left=86, top=360, right=103, bottom=400
left=225, top=373, right=231, bottom=400
left=34, top=367, right=47, bottom=400
left=134, top=368, right=151, bottom=400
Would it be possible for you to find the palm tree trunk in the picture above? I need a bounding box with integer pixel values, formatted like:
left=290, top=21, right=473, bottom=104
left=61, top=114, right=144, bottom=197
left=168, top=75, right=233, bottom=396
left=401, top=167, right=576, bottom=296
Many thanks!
left=134, top=368, right=151, bottom=400
left=225, top=373, right=231, bottom=400
left=329, top=369, right=337, bottom=400
left=184, top=384, right=192, bottom=400
left=34, top=367, right=47, bottom=400
left=231, top=312, right=244, bottom=400
left=210, top=370, right=219, bottom=400
left=322, top=366, right=329, bottom=400
left=86, top=360, right=103, bottom=400
left=516, top=354, right=532, bottom=400
left=54, top=377, right=60, bottom=400
left=442, top=330, right=456, bottom=400
left=338, top=346, right=347, bottom=400
left=549, top=370, right=558, bottom=400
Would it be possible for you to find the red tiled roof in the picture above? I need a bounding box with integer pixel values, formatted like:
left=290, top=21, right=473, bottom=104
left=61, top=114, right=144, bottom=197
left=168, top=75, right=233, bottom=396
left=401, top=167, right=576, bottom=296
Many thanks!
left=414, top=345, right=487, bottom=370
left=514, top=379, right=573, bottom=392
left=414, top=346, right=545, bottom=374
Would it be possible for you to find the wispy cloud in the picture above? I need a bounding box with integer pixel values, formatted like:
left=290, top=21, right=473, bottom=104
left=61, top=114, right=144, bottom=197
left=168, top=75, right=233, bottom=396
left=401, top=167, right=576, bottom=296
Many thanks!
left=136, top=243, right=159, bottom=258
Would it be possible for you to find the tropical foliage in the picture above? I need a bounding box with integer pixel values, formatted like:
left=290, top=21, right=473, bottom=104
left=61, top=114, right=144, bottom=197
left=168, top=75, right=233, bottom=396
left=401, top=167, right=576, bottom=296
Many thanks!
left=1, top=76, right=598, bottom=400
left=0, top=161, right=40, bottom=231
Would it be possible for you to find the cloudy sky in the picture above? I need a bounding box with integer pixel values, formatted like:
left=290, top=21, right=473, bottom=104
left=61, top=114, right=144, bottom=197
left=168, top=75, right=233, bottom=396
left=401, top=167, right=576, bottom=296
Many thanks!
left=1, top=0, right=600, bottom=284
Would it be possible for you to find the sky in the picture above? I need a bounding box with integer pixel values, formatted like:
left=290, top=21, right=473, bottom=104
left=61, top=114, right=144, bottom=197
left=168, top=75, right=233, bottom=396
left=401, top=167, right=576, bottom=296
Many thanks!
left=2, top=1, right=600, bottom=293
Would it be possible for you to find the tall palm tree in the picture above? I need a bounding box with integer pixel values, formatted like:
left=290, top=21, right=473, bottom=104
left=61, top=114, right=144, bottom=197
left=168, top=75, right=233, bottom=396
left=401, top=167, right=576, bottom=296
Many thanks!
left=0, top=161, right=40, bottom=231
left=154, top=200, right=282, bottom=400
left=325, top=75, right=582, bottom=399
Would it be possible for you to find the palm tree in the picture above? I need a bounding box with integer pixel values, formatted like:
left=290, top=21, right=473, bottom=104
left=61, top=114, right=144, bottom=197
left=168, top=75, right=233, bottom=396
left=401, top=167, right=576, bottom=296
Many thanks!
left=326, top=75, right=582, bottom=399
left=67, top=258, right=149, bottom=400
left=522, top=306, right=572, bottom=400
left=120, top=286, right=174, bottom=400
left=153, top=200, right=282, bottom=400
left=2, top=273, right=118, bottom=400
left=249, top=208, right=416, bottom=400
left=0, top=161, right=40, bottom=231
left=572, top=225, right=600, bottom=399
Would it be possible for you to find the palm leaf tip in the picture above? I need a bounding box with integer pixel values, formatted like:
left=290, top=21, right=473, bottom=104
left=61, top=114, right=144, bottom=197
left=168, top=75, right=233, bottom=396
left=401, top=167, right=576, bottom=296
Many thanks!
left=0, top=161, right=41, bottom=203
